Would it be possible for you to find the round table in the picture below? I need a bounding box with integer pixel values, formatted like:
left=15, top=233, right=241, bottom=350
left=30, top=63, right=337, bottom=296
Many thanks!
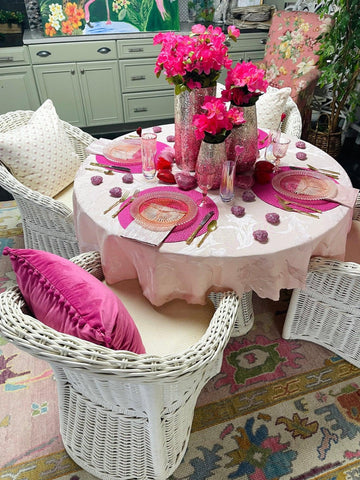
left=73, top=124, right=354, bottom=306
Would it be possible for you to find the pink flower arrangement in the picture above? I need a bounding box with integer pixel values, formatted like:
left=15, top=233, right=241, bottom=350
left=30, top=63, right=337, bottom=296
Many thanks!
left=193, top=96, right=246, bottom=143
left=154, top=24, right=240, bottom=94
left=222, top=61, right=269, bottom=106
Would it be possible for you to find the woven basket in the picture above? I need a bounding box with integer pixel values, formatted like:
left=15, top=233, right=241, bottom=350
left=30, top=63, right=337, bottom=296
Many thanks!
left=0, top=23, right=22, bottom=34
left=308, top=114, right=342, bottom=159
left=231, top=5, right=272, bottom=22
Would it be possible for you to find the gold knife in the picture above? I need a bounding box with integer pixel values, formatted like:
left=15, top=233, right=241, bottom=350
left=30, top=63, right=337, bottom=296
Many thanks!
left=186, top=211, right=215, bottom=245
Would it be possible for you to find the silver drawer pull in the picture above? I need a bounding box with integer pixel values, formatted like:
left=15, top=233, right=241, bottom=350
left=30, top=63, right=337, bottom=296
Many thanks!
left=134, top=107, right=148, bottom=112
left=36, top=50, right=51, bottom=57
left=97, top=47, right=111, bottom=54
left=131, top=75, right=146, bottom=81
left=261, top=38, right=267, bottom=45
left=128, top=47, right=144, bottom=52
left=0, top=56, right=14, bottom=62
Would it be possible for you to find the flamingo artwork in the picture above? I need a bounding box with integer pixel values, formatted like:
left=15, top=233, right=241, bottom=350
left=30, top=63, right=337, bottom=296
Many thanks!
left=84, top=0, right=111, bottom=27
left=155, top=0, right=169, bottom=21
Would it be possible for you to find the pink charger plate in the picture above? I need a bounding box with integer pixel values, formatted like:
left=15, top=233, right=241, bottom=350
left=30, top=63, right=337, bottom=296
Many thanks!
left=118, top=186, right=219, bottom=243
left=252, top=166, right=339, bottom=212
left=96, top=141, right=169, bottom=174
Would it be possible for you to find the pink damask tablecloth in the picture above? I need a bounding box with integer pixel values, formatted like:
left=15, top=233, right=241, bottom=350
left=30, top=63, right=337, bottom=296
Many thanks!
left=73, top=124, right=354, bottom=306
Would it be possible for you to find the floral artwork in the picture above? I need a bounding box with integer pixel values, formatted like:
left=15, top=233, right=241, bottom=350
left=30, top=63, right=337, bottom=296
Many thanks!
left=39, top=0, right=180, bottom=37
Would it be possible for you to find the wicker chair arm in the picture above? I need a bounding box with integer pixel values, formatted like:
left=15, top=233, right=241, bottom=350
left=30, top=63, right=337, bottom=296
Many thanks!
left=309, top=256, right=360, bottom=274
left=353, top=192, right=360, bottom=221
left=0, top=163, right=73, bottom=218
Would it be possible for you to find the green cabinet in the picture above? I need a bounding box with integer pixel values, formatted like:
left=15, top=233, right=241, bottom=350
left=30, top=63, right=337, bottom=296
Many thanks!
left=29, top=41, right=123, bottom=127
left=0, top=47, right=40, bottom=114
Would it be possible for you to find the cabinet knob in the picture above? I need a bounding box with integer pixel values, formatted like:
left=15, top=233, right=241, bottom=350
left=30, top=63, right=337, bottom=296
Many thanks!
left=131, top=75, right=146, bottom=81
left=36, top=50, right=51, bottom=57
left=97, top=47, right=111, bottom=54
left=134, top=107, right=148, bottom=113
left=80, top=69, right=85, bottom=74
left=71, top=69, right=75, bottom=75
left=261, top=38, right=267, bottom=45
left=129, top=47, right=144, bottom=53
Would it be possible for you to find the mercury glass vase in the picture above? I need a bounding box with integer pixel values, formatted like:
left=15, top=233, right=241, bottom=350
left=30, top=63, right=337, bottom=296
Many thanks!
left=226, top=104, right=259, bottom=174
left=174, top=86, right=216, bottom=172
left=196, top=139, right=226, bottom=190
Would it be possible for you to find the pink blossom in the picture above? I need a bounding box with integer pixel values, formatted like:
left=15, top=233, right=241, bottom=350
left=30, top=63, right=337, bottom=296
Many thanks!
left=192, top=96, right=246, bottom=141
left=153, top=25, right=240, bottom=91
left=222, top=61, right=269, bottom=106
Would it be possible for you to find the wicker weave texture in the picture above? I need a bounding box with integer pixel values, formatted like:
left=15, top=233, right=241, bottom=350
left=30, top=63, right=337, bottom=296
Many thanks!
left=353, top=192, right=360, bottom=221
left=0, top=251, right=241, bottom=480
left=0, top=109, right=95, bottom=259
left=282, top=256, right=360, bottom=368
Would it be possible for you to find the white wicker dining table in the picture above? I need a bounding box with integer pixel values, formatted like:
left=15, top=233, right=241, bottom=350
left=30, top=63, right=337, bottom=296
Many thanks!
left=73, top=124, right=354, bottom=308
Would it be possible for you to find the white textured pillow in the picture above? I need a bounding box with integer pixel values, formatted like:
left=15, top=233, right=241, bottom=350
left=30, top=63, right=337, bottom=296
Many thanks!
left=256, top=87, right=292, bottom=131
left=0, top=99, right=79, bottom=197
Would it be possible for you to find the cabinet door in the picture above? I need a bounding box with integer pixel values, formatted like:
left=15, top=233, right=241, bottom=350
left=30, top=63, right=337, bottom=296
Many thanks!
left=0, top=66, right=40, bottom=114
left=78, top=60, right=123, bottom=126
left=33, top=63, right=86, bottom=126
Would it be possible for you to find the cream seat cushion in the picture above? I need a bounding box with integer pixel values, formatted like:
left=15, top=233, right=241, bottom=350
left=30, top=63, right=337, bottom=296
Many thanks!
left=106, top=279, right=215, bottom=356
left=54, top=182, right=74, bottom=211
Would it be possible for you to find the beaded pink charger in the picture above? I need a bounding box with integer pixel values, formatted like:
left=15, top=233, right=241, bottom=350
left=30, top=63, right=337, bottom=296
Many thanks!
left=252, top=167, right=339, bottom=211
left=118, top=186, right=219, bottom=243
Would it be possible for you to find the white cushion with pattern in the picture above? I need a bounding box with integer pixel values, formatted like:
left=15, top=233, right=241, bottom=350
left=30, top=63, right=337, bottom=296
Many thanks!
left=256, top=86, right=292, bottom=131
left=0, top=99, right=79, bottom=197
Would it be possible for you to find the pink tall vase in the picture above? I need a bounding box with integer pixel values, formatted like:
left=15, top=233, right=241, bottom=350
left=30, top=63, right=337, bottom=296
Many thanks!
left=226, top=104, right=259, bottom=173
left=174, top=86, right=216, bottom=172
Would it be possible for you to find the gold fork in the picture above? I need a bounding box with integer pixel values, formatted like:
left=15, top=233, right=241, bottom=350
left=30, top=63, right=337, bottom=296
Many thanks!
left=103, top=190, right=130, bottom=214
left=277, top=197, right=319, bottom=219
left=112, top=189, right=141, bottom=218
left=275, top=195, right=322, bottom=213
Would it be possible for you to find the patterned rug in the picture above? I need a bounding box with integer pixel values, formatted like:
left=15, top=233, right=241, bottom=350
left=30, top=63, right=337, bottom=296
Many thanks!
left=1, top=201, right=360, bottom=480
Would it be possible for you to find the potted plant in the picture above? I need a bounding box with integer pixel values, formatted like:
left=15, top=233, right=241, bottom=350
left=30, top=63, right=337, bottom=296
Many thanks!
left=0, top=10, right=25, bottom=34
left=310, top=0, right=360, bottom=157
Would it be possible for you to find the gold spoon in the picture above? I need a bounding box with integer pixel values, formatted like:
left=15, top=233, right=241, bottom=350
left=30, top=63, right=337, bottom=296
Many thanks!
left=197, top=220, right=218, bottom=247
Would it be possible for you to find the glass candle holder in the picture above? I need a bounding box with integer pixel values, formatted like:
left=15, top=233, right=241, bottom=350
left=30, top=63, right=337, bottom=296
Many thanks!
left=220, top=160, right=236, bottom=202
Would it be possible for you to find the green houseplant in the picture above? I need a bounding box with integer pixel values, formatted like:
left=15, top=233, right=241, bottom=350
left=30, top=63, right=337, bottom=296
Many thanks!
left=0, top=10, right=24, bottom=34
left=314, top=0, right=360, bottom=147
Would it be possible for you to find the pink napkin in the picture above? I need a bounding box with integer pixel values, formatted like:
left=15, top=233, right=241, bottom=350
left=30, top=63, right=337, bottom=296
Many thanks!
left=258, top=129, right=270, bottom=149
left=96, top=141, right=169, bottom=174
left=118, top=186, right=219, bottom=243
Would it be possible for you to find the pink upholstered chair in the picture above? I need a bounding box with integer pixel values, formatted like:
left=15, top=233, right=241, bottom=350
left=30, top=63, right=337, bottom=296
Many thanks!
left=258, top=10, right=332, bottom=138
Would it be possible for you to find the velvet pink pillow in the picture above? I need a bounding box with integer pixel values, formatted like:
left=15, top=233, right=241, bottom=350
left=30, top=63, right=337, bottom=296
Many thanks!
left=3, top=247, right=145, bottom=353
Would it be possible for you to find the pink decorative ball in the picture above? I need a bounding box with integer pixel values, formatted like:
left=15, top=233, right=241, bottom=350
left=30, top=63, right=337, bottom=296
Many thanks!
left=253, top=229, right=268, bottom=243
left=296, top=152, right=307, bottom=160
left=231, top=205, right=245, bottom=217
left=265, top=212, right=280, bottom=225
left=109, top=187, right=122, bottom=197
left=242, top=190, right=256, bottom=202
left=91, top=176, right=103, bottom=185
left=295, top=141, right=306, bottom=149
left=122, top=173, right=134, bottom=184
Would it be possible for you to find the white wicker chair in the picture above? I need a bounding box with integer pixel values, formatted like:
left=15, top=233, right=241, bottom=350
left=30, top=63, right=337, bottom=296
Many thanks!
left=0, top=110, right=95, bottom=259
left=0, top=250, right=243, bottom=480
left=282, top=256, right=360, bottom=368
left=353, top=191, right=360, bottom=220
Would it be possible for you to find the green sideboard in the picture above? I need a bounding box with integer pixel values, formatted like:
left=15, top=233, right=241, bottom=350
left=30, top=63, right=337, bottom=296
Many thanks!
left=0, top=29, right=268, bottom=135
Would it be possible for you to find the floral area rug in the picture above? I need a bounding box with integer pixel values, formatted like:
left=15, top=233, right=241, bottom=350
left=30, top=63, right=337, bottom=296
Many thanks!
left=1, top=201, right=360, bottom=480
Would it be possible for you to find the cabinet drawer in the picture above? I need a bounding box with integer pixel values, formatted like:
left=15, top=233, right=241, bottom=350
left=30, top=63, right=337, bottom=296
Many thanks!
left=229, top=33, right=268, bottom=53
left=119, top=59, right=170, bottom=93
left=122, top=91, right=174, bottom=122
left=117, top=38, right=160, bottom=59
left=29, top=41, right=117, bottom=64
left=0, top=46, right=30, bottom=66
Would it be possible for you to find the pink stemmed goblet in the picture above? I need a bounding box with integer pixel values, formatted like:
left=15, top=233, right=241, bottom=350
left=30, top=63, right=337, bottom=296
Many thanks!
left=272, top=135, right=291, bottom=172
left=195, top=161, right=215, bottom=207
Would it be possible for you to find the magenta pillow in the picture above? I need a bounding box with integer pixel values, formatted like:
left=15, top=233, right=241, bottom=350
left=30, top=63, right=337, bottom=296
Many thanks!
left=3, top=247, right=145, bottom=353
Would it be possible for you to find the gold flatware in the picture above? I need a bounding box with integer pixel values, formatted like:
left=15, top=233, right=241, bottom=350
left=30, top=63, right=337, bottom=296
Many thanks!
left=86, top=167, right=114, bottom=176
left=307, top=164, right=340, bottom=175
left=197, top=220, right=218, bottom=247
left=112, top=189, right=141, bottom=218
left=275, top=195, right=322, bottom=213
left=103, top=190, right=130, bottom=215
left=186, top=211, right=215, bottom=245
left=277, top=197, right=319, bottom=218
left=90, top=162, right=130, bottom=173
